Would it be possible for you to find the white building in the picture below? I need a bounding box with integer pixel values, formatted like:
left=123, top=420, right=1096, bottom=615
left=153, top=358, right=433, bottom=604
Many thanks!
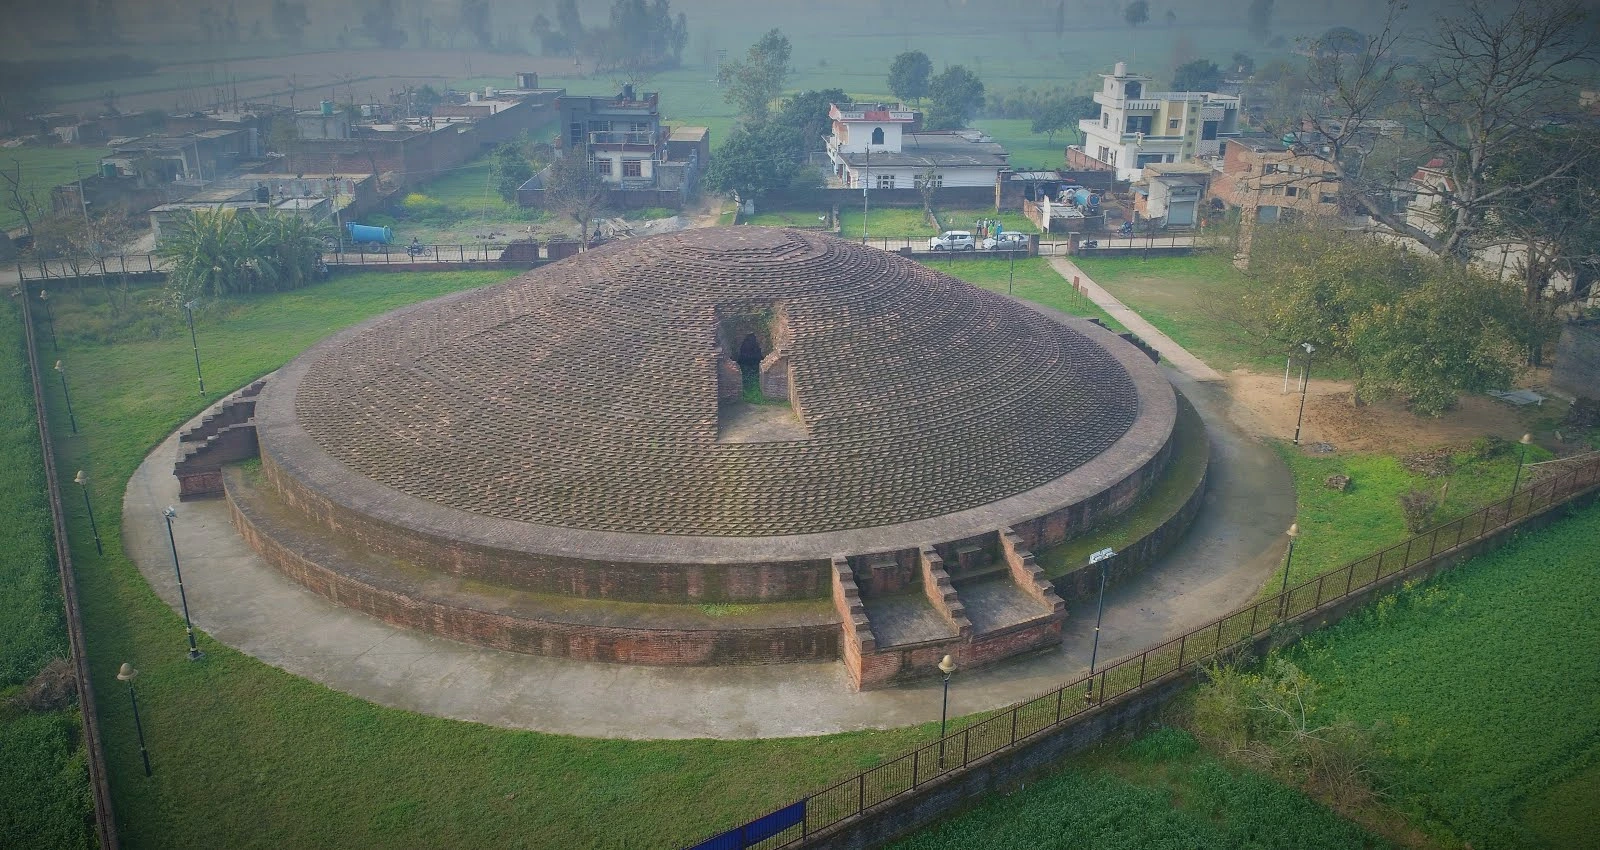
left=1079, top=62, right=1241, bottom=181
left=825, top=103, right=1009, bottom=190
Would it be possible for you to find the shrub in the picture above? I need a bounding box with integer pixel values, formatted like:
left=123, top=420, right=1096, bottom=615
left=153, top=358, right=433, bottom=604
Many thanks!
left=1467, top=434, right=1512, bottom=461
left=1399, top=487, right=1440, bottom=533
left=12, top=658, right=74, bottom=712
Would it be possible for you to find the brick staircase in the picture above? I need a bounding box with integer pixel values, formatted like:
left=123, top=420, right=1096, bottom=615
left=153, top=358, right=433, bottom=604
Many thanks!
left=174, top=380, right=266, bottom=501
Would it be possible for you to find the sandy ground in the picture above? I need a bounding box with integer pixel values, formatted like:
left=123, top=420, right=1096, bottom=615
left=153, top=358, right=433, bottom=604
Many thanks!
left=1226, top=371, right=1543, bottom=453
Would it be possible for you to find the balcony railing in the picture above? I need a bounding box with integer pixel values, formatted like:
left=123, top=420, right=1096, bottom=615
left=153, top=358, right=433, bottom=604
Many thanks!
left=589, top=131, right=657, bottom=146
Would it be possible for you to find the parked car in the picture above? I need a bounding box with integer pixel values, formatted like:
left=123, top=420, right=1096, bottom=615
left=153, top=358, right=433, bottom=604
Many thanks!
left=982, top=232, right=1029, bottom=251
left=929, top=230, right=976, bottom=251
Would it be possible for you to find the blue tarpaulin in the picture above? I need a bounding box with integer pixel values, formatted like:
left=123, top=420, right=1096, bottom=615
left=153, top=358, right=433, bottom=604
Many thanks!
left=687, top=801, right=806, bottom=850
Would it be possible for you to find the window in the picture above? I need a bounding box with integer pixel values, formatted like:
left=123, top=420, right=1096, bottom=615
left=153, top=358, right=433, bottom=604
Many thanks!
left=1125, top=115, right=1153, bottom=135
left=1165, top=154, right=1175, bottom=162
left=1285, top=186, right=1298, bottom=197
left=622, top=159, right=642, bottom=178
left=1322, top=170, right=1338, bottom=178
left=1102, top=114, right=1110, bottom=128
left=1168, top=118, right=1180, bottom=130
left=871, top=127, right=885, bottom=145
left=592, top=159, right=612, bottom=178
left=630, top=121, right=650, bottom=132
left=1320, top=192, right=1338, bottom=204
left=1201, top=121, right=1218, bottom=141
left=1125, top=81, right=1142, bottom=99
left=588, top=120, right=612, bottom=132
left=1264, top=163, right=1279, bottom=174
left=876, top=174, right=895, bottom=189
left=915, top=173, right=943, bottom=189
left=569, top=122, right=584, bottom=146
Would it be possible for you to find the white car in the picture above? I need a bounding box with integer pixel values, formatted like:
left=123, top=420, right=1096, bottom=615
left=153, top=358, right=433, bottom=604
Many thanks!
left=929, top=230, right=976, bottom=251
left=982, top=232, right=1029, bottom=251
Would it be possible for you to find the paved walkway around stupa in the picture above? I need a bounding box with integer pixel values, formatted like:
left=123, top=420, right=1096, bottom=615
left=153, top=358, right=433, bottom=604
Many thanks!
left=122, top=354, right=1292, bottom=740
left=1047, top=257, right=1227, bottom=383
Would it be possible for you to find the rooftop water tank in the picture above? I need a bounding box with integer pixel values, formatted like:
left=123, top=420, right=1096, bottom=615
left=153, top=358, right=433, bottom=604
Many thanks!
left=321, top=100, right=334, bottom=116
left=1114, top=61, right=1127, bottom=76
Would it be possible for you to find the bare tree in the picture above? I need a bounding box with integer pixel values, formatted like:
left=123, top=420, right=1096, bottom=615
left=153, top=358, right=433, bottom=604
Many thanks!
left=1294, top=0, right=1597, bottom=262
left=544, top=153, right=608, bottom=252
left=1, top=160, right=40, bottom=237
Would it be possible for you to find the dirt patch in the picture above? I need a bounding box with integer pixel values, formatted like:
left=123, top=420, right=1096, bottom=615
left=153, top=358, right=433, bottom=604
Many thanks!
left=1224, top=372, right=1536, bottom=453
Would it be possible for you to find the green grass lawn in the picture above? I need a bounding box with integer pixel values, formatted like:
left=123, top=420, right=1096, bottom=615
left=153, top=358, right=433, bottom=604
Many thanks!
left=893, top=728, right=1388, bottom=850
left=31, top=271, right=955, bottom=849
left=1287, top=501, right=1600, bottom=848
left=741, top=209, right=831, bottom=228
left=0, top=301, right=92, bottom=849
left=1070, top=252, right=1285, bottom=374
left=937, top=256, right=1127, bottom=332
left=1, top=147, right=113, bottom=233
left=1270, top=441, right=1552, bottom=589
left=971, top=118, right=1078, bottom=172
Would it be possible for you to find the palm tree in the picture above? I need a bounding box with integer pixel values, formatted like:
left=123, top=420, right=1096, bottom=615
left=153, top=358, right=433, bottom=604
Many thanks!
left=158, top=209, right=331, bottom=298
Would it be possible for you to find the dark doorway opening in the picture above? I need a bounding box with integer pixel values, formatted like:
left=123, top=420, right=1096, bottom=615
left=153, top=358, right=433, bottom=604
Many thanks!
left=736, top=334, right=763, bottom=391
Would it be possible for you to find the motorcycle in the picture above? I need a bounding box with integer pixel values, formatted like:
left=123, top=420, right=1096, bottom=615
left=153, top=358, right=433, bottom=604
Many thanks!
left=1117, top=222, right=1135, bottom=237
left=1080, top=239, right=1099, bottom=249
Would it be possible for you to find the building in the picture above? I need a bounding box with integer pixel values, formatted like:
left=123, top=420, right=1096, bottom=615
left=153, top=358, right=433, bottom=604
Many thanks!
left=105, top=128, right=261, bottom=185
left=145, top=172, right=376, bottom=241
left=526, top=87, right=705, bottom=207
left=295, top=104, right=351, bottom=140
left=1135, top=162, right=1213, bottom=227
left=1207, top=135, right=1344, bottom=223
left=824, top=103, right=1010, bottom=190
left=1078, top=62, right=1241, bottom=180
left=220, top=228, right=1189, bottom=690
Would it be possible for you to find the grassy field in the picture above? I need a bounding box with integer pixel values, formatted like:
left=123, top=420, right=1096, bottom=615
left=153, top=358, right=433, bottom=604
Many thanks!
left=1271, top=442, right=1552, bottom=588
left=31, top=271, right=958, bottom=850
left=893, top=728, right=1388, bottom=850
left=1287, top=501, right=1600, bottom=848
left=1, top=147, right=113, bottom=233
left=971, top=118, right=1079, bottom=172
left=939, top=255, right=1126, bottom=332
left=1070, top=252, right=1286, bottom=374
left=0, top=301, right=92, bottom=849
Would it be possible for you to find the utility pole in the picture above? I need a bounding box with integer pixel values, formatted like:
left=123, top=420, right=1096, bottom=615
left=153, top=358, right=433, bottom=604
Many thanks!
left=862, top=147, right=870, bottom=243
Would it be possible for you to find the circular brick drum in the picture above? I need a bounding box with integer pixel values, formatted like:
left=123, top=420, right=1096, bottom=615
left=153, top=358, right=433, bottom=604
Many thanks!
left=236, top=228, right=1179, bottom=669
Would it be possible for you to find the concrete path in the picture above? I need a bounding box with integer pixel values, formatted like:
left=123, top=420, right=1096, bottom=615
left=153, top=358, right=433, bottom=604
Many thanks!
left=123, top=369, right=1291, bottom=740
left=1047, top=256, right=1225, bottom=383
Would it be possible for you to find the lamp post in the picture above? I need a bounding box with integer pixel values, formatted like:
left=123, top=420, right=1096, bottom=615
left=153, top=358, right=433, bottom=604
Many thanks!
left=861, top=147, right=870, bottom=243
left=1086, top=547, right=1115, bottom=702
left=937, top=653, right=956, bottom=768
left=73, top=470, right=102, bottom=555
left=182, top=299, right=205, bottom=396
left=1292, top=342, right=1315, bottom=446
left=1511, top=433, right=1533, bottom=497
left=54, top=360, right=77, bottom=434
left=161, top=506, right=204, bottom=661
left=1279, top=523, right=1299, bottom=620
left=38, top=288, right=57, bottom=351
left=117, top=662, right=152, bottom=777
left=1007, top=243, right=1017, bottom=295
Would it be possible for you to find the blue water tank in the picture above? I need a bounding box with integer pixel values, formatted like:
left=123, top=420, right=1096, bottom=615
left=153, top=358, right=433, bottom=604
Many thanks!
left=346, top=223, right=393, bottom=244
left=1087, top=192, right=1101, bottom=208
left=1072, top=188, right=1090, bottom=207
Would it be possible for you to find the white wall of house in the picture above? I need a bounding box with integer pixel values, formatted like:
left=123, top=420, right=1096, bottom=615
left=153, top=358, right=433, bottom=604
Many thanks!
left=835, top=121, right=905, bottom=154
left=840, top=165, right=997, bottom=189
left=591, top=152, right=656, bottom=183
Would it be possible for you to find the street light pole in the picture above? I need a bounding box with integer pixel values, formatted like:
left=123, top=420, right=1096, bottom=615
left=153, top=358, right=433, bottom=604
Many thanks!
left=162, top=506, right=204, bottom=661
left=1511, top=433, right=1533, bottom=497
left=1279, top=523, right=1299, bottom=620
left=1086, top=547, right=1116, bottom=702
left=38, top=289, right=57, bottom=351
left=54, top=360, right=77, bottom=434
left=117, top=662, right=152, bottom=777
left=1292, top=342, right=1315, bottom=446
left=74, top=470, right=102, bottom=555
left=861, top=147, right=870, bottom=244
left=937, top=654, right=956, bottom=768
left=1007, top=245, right=1016, bottom=295
left=183, top=300, right=205, bottom=396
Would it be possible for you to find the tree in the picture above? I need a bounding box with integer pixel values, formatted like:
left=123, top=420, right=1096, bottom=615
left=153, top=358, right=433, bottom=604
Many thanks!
left=459, top=0, right=492, bottom=49
left=1164, top=9, right=1177, bottom=26
left=924, top=65, right=985, bottom=130
left=1031, top=95, right=1097, bottom=144
left=361, top=0, right=407, bottom=47
left=158, top=210, right=329, bottom=299
left=489, top=142, right=536, bottom=202
left=718, top=29, right=791, bottom=124
left=1231, top=51, right=1255, bottom=77
left=775, top=88, right=849, bottom=152
left=1171, top=59, right=1223, bottom=93
left=703, top=121, right=804, bottom=202
left=0, top=160, right=40, bottom=238
left=887, top=51, right=933, bottom=106
left=1299, top=0, right=1597, bottom=263
left=1247, top=0, right=1273, bottom=43
left=271, top=0, right=309, bottom=44
left=917, top=167, right=940, bottom=216
left=1241, top=223, right=1530, bottom=415
left=544, top=153, right=609, bottom=250
left=1124, top=0, right=1149, bottom=27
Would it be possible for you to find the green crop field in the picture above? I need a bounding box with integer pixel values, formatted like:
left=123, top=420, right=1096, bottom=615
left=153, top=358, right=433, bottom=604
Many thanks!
left=1286, top=501, right=1600, bottom=848
left=0, top=302, right=92, bottom=849
left=971, top=118, right=1080, bottom=172
left=892, top=728, right=1389, bottom=849
left=0, top=147, right=113, bottom=233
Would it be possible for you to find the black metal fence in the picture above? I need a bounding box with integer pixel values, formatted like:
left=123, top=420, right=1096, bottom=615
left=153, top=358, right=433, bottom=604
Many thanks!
left=686, top=455, right=1600, bottom=850
left=13, top=243, right=531, bottom=283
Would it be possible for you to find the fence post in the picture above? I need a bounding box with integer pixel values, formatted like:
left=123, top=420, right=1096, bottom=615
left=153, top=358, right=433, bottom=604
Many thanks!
left=857, top=774, right=864, bottom=815
left=1248, top=602, right=1259, bottom=636
left=912, top=748, right=920, bottom=788
left=1009, top=707, right=1018, bottom=745
left=1054, top=687, right=1063, bottom=724
left=459, top=245, right=465, bottom=262
left=1137, top=651, right=1148, bottom=687
left=962, top=728, right=970, bottom=767
left=1177, top=634, right=1186, bottom=669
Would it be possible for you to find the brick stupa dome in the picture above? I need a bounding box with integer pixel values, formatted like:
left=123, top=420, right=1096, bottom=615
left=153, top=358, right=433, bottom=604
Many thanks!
left=235, top=228, right=1181, bottom=682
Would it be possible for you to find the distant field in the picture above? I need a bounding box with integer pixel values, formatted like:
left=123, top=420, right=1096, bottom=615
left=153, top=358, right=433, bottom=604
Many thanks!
left=0, top=146, right=113, bottom=233
left=43, top=72, right=276, bottom=110
left=972, top=118, right=1079, bottom=172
